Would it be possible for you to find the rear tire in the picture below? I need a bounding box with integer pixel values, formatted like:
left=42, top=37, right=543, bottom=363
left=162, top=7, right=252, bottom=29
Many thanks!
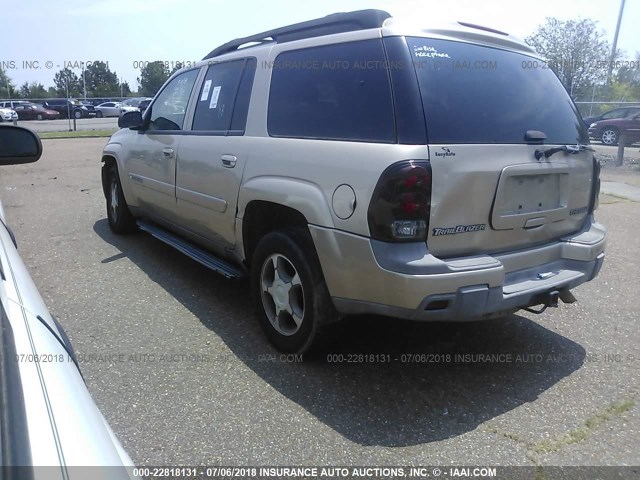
left=105, top=164, right=137, bottom=234
left=601, top=128, right=619, bottom=145
left=251, top=228, right=338, bottom=354
left=37, top=114, right=43, bottom=120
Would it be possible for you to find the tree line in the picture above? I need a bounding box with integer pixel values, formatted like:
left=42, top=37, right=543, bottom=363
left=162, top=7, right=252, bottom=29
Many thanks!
left=525, top=17, right=640, bottom=108
left=0, top=60, right=184, bottom=99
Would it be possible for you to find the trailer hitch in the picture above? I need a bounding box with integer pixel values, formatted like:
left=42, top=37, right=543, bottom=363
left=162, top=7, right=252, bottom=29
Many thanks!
left=524, top=290, right=560, bottom=315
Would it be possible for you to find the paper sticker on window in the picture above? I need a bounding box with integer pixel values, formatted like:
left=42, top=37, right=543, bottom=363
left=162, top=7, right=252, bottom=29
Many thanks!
left=209, top=86, right=221, bottom=109
left=413, top=45, right=451, bottom=59
left=200, top=80, right=212, bottom=101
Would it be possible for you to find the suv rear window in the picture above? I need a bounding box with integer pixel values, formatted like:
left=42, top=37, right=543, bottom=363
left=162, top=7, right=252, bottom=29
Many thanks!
left=407, top=38, right=588, bottom=145
left=268, top=39, right=395, bottom=143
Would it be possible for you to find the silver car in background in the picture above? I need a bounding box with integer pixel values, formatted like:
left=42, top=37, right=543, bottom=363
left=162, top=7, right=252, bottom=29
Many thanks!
left=95, top=102, right=123, bottom=118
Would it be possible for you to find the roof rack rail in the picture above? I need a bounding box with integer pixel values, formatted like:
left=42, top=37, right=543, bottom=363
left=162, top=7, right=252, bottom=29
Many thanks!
left=203, top=9, right=391, bottom=60
left=457, top=21, right=508, bottom=36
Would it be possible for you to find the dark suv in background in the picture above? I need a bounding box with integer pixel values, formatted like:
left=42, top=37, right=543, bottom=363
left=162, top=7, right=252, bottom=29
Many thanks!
left=42, top=99, right=93, bottom=119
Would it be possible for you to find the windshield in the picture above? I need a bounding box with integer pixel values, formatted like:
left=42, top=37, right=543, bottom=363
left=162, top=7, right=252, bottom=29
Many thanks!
left=407, top=37, right=588, bottom=145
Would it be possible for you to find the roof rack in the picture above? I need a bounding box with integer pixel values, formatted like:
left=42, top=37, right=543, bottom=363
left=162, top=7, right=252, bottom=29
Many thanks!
left=203, top=9, right=391, bottom=60
left=457, top=22, right=508, bottom=36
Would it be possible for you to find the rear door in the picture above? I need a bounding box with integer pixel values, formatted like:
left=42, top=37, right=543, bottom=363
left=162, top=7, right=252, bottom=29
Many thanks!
left=406, top=37, right=593, bottom=257
left=175, top=58, right=256, bottom=250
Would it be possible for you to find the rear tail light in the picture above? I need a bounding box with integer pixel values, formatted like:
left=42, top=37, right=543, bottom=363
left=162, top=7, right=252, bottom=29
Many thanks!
left=368, top=160, right=432, bottom=242
left=588, top=155, right=601, bottom=213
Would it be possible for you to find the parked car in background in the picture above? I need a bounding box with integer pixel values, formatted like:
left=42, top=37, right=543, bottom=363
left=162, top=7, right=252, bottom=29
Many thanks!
left=0, top=107, right=18, bottom=122
left=42, top=99, right=92, bottom=119
left=12, top=102, right=60, bottom=120
left=87, top=98, right=114, bottom=106
left=0, top=100, right=31, bottom=110
left=120, top=97, right=152, bottom=109
left=0, top=125, right=135, bottom=472
left=121, top=105, right=142, bottom=116
left=138, top=99, right=152, bottom=114
left=95, top=102, right=123, bottom=118
left=582, top=106, right=640, bottom=128
left=80, top=100, right=97, bottom=116
left=588, top=112, right=640, bottom=145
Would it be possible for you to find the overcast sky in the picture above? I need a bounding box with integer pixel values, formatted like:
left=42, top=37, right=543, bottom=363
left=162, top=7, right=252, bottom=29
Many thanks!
left=5, top=0, right=639, bottom=92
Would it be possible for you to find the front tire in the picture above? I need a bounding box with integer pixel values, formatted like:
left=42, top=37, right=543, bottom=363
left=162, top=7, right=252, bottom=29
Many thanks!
left=105, top=164, right=137, bottom=234
left=37, top=114, right=43, bottom=120
left=601, top=128, right=619, bottom=145
left=73, top=109, right=82, bottom=119
left=96, top=110, right=104, bottom=118
left=251, top=228, right=338, bottom=354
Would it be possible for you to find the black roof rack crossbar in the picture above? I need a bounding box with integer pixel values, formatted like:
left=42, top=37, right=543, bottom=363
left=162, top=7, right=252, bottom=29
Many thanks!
left=203, top=9, right=391, bottom=60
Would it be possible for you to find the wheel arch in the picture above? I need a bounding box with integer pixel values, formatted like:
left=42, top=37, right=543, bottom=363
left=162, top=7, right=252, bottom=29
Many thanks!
left=237, top=177, right=335, bottom=265
left=241, top=200, right=311, bottom=267
left=101, top=152, right=137, bottom=209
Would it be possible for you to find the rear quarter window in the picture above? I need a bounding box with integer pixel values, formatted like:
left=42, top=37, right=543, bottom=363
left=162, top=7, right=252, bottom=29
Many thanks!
left=268, top=39, right=396, bottom=143
left=407, top=37, right=588, bottom=145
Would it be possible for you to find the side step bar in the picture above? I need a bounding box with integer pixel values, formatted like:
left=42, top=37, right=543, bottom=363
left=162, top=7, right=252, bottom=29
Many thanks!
left=137, top=220, right=246, bottom=279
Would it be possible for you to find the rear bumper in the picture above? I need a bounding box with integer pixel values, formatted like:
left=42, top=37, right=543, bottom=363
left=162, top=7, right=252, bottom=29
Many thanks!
left=310, top=218, right=606, bottom=321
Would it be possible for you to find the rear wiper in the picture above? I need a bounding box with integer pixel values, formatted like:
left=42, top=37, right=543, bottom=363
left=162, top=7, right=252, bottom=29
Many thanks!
left=535, top=144, right=594, bottom=160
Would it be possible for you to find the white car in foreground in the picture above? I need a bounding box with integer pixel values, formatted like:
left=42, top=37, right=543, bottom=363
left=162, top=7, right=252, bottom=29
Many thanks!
left=0, top=125, right=135, bottom=474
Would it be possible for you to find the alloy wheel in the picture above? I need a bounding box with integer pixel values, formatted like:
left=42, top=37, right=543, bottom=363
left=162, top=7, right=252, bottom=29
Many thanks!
left=260, top=253, right=305, bottom=336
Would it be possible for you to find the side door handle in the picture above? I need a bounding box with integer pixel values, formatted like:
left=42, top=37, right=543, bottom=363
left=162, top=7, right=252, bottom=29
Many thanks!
left=162, top=148, right=174, bottom=158
left=221, top=154, right=237, bottom=168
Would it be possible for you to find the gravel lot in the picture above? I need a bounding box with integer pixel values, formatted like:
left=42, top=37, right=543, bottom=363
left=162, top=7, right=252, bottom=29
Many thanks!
left=0, top=139, right=638, bottom=472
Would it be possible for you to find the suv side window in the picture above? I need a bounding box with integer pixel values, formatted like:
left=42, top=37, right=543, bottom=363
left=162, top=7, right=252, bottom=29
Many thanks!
left=267, top=40, right=395, bottom=143
left=191, top=58, right=256, bottom=133
left=149, top=69, right=199, bottom=131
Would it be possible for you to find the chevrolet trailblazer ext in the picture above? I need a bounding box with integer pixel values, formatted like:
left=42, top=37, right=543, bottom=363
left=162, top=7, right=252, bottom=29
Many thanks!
left=102, top=10, right=606, bottom=353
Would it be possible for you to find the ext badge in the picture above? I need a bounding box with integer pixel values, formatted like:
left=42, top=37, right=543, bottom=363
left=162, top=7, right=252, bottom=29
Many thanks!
left=432, top=224, right=486, bottom=236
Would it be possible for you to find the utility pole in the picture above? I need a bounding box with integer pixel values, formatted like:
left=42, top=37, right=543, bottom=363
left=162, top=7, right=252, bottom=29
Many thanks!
left=82, top=62, right=87, bottom=100
left=66, top=80, right=72, bottom=131
left=608, top=0, right=626, bottom=81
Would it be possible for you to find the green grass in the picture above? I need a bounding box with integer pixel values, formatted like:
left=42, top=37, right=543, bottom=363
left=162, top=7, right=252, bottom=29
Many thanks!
left=39, top=129, right=117, bottom=139
left=489, top=398, right=636, bottom=457
left=533, top=399, right=636, bottom=454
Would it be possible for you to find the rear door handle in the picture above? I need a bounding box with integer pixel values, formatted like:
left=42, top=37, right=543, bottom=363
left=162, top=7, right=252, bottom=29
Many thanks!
left=162, top=148, right=174, bottom=158
left=221, top=154, right=237, bottom=168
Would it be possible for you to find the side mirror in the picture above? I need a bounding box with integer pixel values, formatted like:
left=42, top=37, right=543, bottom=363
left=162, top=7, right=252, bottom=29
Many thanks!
left=118, top=110, right=144, bottom=129
left=0, top=126, right=42, bottom=165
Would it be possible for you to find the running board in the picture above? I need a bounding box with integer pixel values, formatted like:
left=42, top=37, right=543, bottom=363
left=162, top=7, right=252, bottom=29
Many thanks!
left=137, top=220, right=246, bottom=279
